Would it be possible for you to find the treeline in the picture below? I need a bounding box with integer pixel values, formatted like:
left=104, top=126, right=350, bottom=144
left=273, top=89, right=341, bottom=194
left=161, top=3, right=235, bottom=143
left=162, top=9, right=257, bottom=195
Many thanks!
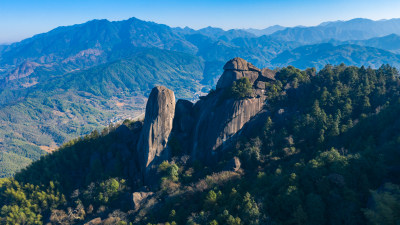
left=1, top=64, right=399, bottom=224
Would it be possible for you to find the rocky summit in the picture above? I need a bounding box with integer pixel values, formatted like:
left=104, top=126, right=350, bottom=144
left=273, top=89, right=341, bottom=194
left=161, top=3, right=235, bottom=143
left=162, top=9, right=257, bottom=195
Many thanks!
left=133, top=57, right=274, bottom=184
left=216, top=57, right=262, bottom=89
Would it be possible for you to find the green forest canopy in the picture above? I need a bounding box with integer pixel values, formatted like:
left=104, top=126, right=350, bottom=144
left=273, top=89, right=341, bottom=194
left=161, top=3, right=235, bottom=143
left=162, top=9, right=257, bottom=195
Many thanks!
left=1, top=64, right=399, bottom=225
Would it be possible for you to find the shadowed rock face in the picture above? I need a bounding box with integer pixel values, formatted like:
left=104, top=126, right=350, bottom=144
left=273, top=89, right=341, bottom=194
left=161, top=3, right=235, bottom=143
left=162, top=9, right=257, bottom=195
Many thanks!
left=189, top=57, right=268, bottom=162
left=171, top=99, right=195, bottom=154
left=137, top=86, right=175, bottom=174
left=190, top=91, right=266, bottom=162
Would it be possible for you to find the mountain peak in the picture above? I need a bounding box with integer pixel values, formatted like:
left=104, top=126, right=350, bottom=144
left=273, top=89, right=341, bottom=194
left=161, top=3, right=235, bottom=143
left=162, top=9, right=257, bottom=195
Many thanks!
left=318, top=18, right=373, bottom=26
left=217, top=57, right=261, bottom=89
left=223, top=57, right=259, bottom=71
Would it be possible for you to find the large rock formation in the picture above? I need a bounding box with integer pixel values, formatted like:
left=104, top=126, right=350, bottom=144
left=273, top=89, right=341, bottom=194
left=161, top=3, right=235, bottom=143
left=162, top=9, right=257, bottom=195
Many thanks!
left=137, top=86, right=175, bottom=175
left=190, top=94, right=266, bottom=162
left=171, top=99, right=195, bottom=154
left=189, top=58, right=269, bottom=162
left=216, top=57, right=261, bottom=89
left=135, top=57, right=272, bottom=184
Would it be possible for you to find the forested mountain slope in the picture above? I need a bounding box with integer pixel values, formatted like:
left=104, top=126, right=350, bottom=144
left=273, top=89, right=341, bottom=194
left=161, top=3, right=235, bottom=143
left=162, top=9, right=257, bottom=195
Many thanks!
left=2, top=17, right=400, bottom=177
left=343, top=34, right=400, bottom=54
left=1, top=58, right=399, bottom=225
left=0, top=49, right=209, bottom=177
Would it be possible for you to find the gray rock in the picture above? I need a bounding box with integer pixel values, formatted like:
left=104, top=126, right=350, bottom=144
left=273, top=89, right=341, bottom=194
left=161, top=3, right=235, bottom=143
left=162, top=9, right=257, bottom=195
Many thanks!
left=261, top=68, right=276, bottom=80
left=191, top=94, right=266, bottom=162
left=223, top=57, right=260, bottom=72
left=216, top=57, right=261, bottom=89
left=137, top=86, right=176, bottom=174
left=224, top=157, right=241, bottom=171
left=133, top=58, right=270, bottom=177
left=188, top=58, right=268, bottom=163
left=255, top=81, right=266, bottom=90
left=132, top=191, right=154, bottom=211
left=84, top=217, right=101, bottom=225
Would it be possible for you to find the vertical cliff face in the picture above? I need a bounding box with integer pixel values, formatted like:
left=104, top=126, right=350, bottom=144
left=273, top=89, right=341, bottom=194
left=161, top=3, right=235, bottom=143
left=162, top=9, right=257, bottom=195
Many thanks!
left=190, top=58, right=269, bottom=162
left=137, top=86, right=176, bottom=174
left=190, top=96, right=266, bottom=162
left=135, top=58, right=272, bottom=180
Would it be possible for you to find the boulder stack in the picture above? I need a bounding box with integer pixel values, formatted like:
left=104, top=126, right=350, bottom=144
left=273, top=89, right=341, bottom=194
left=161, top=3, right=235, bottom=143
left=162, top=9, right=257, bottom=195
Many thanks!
left=216, top=57, right=261, bottom=89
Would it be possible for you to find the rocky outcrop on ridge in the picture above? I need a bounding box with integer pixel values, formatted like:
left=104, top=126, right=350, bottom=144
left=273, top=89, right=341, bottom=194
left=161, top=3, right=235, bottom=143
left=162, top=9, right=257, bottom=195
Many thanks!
left=216, top=57, right=261, bottom=89
left=188, top=58, right=271, bottom=162
left=137, top=86, right=176, bottom=175
left=133, top=57, right=273, bottom=184
left=189, top=92, right=267, bottom=162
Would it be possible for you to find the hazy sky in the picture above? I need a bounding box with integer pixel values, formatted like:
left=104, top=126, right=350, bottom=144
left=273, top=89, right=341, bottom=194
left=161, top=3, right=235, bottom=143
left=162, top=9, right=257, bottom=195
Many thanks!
left=1, top=0, right=400, bottom=44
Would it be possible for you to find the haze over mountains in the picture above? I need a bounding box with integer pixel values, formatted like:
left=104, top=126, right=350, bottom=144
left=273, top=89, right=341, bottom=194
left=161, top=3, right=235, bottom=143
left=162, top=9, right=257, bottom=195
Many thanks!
left=269, top=18, right=400, bottom=43
left=1, top=17, right=400, bottom=177
left=244, top=25, right=286, bottom=36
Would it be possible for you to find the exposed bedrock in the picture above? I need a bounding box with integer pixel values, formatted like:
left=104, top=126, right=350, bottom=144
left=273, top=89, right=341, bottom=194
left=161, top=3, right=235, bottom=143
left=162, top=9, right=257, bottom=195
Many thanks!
left=135, top=57, right=273, bottom=181
left=189, top=57, right=270, bottom=162
left=216, top=57, right=261, bottom=89
left=137, top=86, right=176, bottom=176
left=190, top=92, right=266, bottom=162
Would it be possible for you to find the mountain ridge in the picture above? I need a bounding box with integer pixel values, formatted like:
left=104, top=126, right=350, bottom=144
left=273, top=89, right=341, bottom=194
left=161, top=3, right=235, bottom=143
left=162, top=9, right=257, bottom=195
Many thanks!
left=272, top=43, right=400, bottom=69
left=2, top=16, right=400, bottom=177
left=270, top=18, right=400, bottom=43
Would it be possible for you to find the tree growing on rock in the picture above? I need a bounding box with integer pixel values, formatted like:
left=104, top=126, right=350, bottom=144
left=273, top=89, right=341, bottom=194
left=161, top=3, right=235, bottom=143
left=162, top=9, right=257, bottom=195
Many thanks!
left=230, top=77, right=253, bottom=99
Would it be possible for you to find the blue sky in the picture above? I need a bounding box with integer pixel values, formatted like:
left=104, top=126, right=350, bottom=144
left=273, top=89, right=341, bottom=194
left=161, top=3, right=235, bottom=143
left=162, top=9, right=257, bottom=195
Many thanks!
left=1, top=0, right=400, bottom=44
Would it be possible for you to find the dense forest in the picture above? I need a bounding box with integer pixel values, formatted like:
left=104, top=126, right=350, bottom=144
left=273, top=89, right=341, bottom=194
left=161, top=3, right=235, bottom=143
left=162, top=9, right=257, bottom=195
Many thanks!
left=1, top=63, right=399, bottom=225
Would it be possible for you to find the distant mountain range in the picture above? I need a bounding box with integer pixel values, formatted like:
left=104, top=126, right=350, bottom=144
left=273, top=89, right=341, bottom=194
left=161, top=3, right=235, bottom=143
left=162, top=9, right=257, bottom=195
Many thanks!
left=244, top=25, right=286, bottom=36
left=270, top=18, right=400, bottom=43
left=341, top=33, right=400, bottom=54
left=272, top=43, right=400, bottom=70
left=1, top=16, right=400, bottom=177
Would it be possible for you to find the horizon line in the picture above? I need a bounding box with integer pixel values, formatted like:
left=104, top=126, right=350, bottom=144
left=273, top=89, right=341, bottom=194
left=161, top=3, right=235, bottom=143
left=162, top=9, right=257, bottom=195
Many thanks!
left=1, top=16, right=400, bottom=45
